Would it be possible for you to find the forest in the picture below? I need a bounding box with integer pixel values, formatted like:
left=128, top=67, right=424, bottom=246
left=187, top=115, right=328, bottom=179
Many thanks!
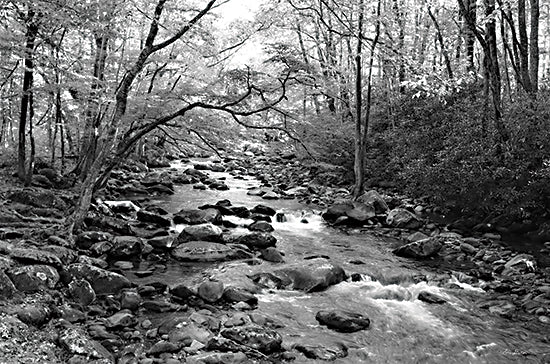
left=0, top=0, right=549, bottom=363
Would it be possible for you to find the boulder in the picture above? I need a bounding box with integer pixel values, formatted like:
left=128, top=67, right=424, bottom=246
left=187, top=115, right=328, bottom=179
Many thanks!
left=322, top=201, right=354, bottom=222
left=250, top=205, right=277, bottom=216
left=502, top=254, right=537, bottom=276
left=295, top=343, right=348, bottom=361
left=386, top=208, right=422, bottom=229
left=171, top=241, right=237, bottom=262
left=66, top=263, right=132, bottom=295
left=109, top=236, right=143, bottom=258
left=84, top=215, right=134, bottom=235
left=223, top=287, right=258, bottom=305
left=220, top=325, right=282, bottom=354
left=173, top=224, right=223, bottom=245
left=248, top=221, right=274, bottom=232
left=16, top=304, right=52, bottom=326
left=58, top=327, right=114, bottom=362
left=198, top=280, right=224, bottom=303
left=393, top=237, right=444, bottom=259
left=235, top=233, right=277, bottom=250
left=269, top=258, right=346, bottom=292
left=8, top=265, right=59, bottom=292
left=0, top=270, right=16, bottom=298
left=345, top=202, right=375, bottom=224
left=75, top=231, right=113, bottom=250
left=315, top=310, right=370, bottom=332
left=260, top=247, right=284, bottom=263
left=8, top=188, right=69, bottom=210
left=105, top=311, right=137, bottom=328
left=173, top=209, right=222, bottom=225
left=357, top=190, right=389, bottom=213
left=136, top=210, right=171, bottom=227
left=68, top=279, right=96, bottom=305
left=417, top=291, right=446, bottom=304
left=10, top=247, right=62, bottom=267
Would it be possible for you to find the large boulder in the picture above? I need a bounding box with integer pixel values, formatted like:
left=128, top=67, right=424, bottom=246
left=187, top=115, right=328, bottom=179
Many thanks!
left=251, top=258, right=346, bottom=292
left=8, top=188, right=69, bottom=210
left=66, top=263, right=132, bottom=295
left=322, top=201, right=354, bottom=222
left=75, top=231, right=113, bottom=250
left=173, top=209, right=222, bottom=225
left=109, top=236, right=143, bottom=259
left=171, top=241, right=238, bottom=262
left=174, top=224, right=223, bottom=245
left=357, top=190, right=389, bottom=214
left=386, top=208, right=422, bottom=229
left=10, top=248, right=62, bottom=267
left=393, top=237, right=444, bottom=259
left=219, top=325, right=282, bottom=354
left=84, top=215, right=134, bottom=235
left=235, top=233, right=277, bottom=250
left=250, top=205, right=277, bottom=216
left=345, top=202, right=375, bottom=224
left=136, top=210, right=171, bottom=227
left=0, top=270, right=16, bottom=298
left=315, top=310, right=370, bottom=333
left=58, top=327, right=114, bottom=362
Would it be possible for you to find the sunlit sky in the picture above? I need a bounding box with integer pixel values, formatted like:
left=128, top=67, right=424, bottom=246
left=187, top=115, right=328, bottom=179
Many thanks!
left=215, top=0, right=261, bottom=26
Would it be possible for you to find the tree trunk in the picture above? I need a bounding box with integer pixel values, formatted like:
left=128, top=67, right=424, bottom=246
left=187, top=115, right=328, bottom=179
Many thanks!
left=518, top=0, right=532, bottom=92
left=18, top=9, right=38, bottom=182
left=463, top=0, right=476, bottom=72
left=529, top=0, right=540, bottom=92
left=428, top=6, right=454, bottom=79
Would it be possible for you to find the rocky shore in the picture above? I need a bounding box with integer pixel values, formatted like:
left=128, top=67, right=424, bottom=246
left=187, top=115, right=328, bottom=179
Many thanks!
left=0, top=150, right=548, bottom=363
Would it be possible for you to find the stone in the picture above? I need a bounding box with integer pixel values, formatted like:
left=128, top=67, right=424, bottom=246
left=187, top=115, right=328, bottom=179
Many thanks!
left=198, top=280, right=224, bottom=303
left=460, top=242, right=477, bottom=254
left=386, top=208, right=422, bottom=229
left=315, top=310, right=370, bottom=332
left=345, top=202, right=375, bottom=223
left=120, top=291, right=141, bottom=310
left=141, top=299, right=175, bottom=313
left=84, top=215, right=134, bottom=235
left=220, top=325, right=282, bottom=353
left=168, top=323, right=212, bottom=345
left=16, top=304, right=52, bottom=326
left=147, top=340, right=180, bottom=356
left=137, top=210, right=171, bottom=227
left=170, top=284, right=195, bottom=301
left=173, top=209, right=222, bottom=225
left=406, top=232, right=429, bottom=243
left=10, top=247, right=63, bottom=267
left=58, top=327, right=114, bottom=362
left=66, top=263, right=132, bottom=295
left=262, top=191, right=280, bottom=200
left=295, top=343, right=348, bottom=361
left=321, top=201, right=354, bottom=222
left=174, top=224, right=223, bottom=245
left=248, top=221, right=274, bottom=232
left=260, top=247, right=284, bottom=263
left=418, top=291, right=446, bottom=304
left=272, top=258, right=347, bottom=292
left=42, top=245, right=78, bottom=265
left=186, top=352, right=248, bottom=364
left=250, top=204, right=277, bottom=216
left=69, top=279, right=96, bottom=305
left=393, top=237, right=444, bottom=259
left=8, top=265, right=59, bottom=292
left=106, top=311, right=137, bottom=328
left=223, top=287, right=258, bottom=305
left=502, top=254, right=537, bottom=275
left=357, top=190, right=389, bottom=213
left=8, top=188, right=69, bottom=210
left=171, top=241, right=237, bottom=262
left=109, top=236, right=143, bottom=258
left=75, top=231, right=113, bottom=250
left=0, top=270, right=16, bottom=298
left=235, top=233, right=277, bottom=250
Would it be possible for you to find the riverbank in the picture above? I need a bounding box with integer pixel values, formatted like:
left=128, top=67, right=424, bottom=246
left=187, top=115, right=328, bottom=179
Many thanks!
left=0, top=152, right=549, bottom=363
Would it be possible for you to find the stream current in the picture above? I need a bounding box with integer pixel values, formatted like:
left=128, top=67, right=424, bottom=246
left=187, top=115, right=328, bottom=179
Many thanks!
left=124, top=160, right=550, bottom=363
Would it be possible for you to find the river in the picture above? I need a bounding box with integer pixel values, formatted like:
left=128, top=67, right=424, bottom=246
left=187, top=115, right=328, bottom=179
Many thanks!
left=124, top=160, right=550, bottom=363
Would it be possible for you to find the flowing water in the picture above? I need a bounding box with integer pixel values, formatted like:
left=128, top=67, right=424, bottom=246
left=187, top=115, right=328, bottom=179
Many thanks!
left=126, top=160, right=550, bottom=363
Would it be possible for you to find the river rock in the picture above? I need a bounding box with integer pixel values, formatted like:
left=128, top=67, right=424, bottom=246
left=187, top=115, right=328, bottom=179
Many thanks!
left=223, top=287, right=258, bottom=305
left=148, top=340, right=180, bottom=356
left=0, top=270, right=16, bottom=298
left=9, top=247, right=62, bottom=267
left=260, top=247, right=284, bottom=263
left=322, top=201, right=354, bottom=222
left=357, top=190, right=389, bottom=213
left=120, top=290, right=141, bottom=310
left=210, top=181, right=229, bottom=191
left=271, top=258, right=347, bottom=292
left=248, top=220, right=274, bottom=232
left=198, top=280, right=224, bottom=303
left=250, top=204, right=277, bottom=216
left=174, top=224, right=223, bottom=245
left=8, top=265, right=59, bottom=292
left=262, top=191, right=280, bottom=200
left=8, top=188, right=69, bottom=210
left=136, top=210, right=171, bottom=227
left=173, top=208, right=222, bottom=225
left=295, top=343, right=348, bottom=361
left=85, top=215, right=134, bottom=235
left=406, top=231, right=429, bottom=242
left=106, top=310, right=137, bottom=328
left=187, top=352, right=247, bottom=364
left=235, top=232, right=277, bottom=250
left=103, top=200, right=139, bottom=215
left=66, top=263, right=132, bottom=295
left=76, top=231, right=113, bottom=250
left=42, top=245, right=78, bottom=265
left=16, top=303, right=52, bottom=326
left=170, top=283, right=195, bottom=301
left=393, top=237, right=443, bottom=259
left=315, top=310, right=370, bottom=332
left=220, top=325, right=282, bottom=354
left=108, top=236, right=143, bottom=259
left=69, top=279, right=96, bottom=305
left=172, top=241, right=237, bottom=262
left=58, top=327, right=114, bottom=362
left=418, top=291, right=446, bottom=304
left=386, top=208, right=422, bottom=229
left=345, top=202, right=375, bottom=224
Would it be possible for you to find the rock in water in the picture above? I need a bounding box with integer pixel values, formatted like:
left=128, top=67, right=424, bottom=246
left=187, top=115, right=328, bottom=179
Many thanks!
left=315, top=310, right=370, bottom=332
left=235, top=233, right=277, bottom=250
left=171, top=241, right=237, bottom=262
left=294, top=343, right=348, bottom=361
left=417, top=291, right=446, bottom=304
left=174, top=224, right=223, bottom=245
left=8, top=265, right=59, bottom=292
left=270, top=258, right=347, bottom=292
left=66, top=263, right=131, bottom=295
left=345, top=202, right=375, bottom=224
left=173, top=209, right=222, bottom=225
left=357, top=190, right=389, bottom=213
left=392, top=237, right=443, bottom=259
left=220, top=325, right=282, bottom=354
left=198, top=280, right=224, bottom=303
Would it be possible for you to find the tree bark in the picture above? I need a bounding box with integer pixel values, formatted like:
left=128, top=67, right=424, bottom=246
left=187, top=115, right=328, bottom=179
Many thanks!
left=529, top=0, right=539, bottom=92
left=428, top=6, right=454, bottom=79
left=518, top=0, right=532, bottom=92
